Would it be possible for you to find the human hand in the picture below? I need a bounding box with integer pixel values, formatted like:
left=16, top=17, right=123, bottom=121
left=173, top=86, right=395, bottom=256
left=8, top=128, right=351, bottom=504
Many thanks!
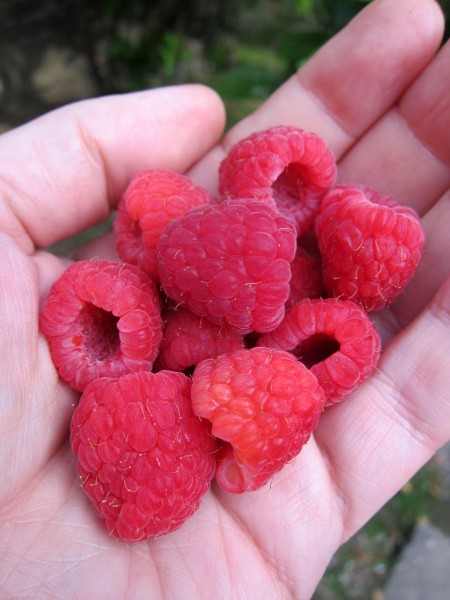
left=1, top=0, right=449, bottom=598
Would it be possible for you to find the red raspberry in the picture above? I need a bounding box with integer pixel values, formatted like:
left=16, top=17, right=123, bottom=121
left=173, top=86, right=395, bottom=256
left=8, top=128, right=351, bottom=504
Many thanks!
left=191, top=347, right=324, bottom=493
left=114, top=169, right=214, bottom=282
left=156, top=199, right=297, bottom=334
left=287, top=246, right=324, bottom=308
left=70, top=371, right=216, bottom=542
left=40, top=259, right=163, bottom=392
left=218, top=125, right=336, bottom=236
left=155, top=308, right=245, bottom=372
left=315, top=184, right=425, bottom=312
left=257, top=298, right=381, bottom=405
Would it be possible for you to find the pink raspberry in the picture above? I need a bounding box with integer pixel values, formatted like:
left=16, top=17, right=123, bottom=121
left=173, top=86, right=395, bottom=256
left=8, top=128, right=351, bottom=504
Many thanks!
left=114, top=169, right=214, bottom=282
left=70, top=371, right=216, bottom=542
left=40, top=259, right=162, bottom=392
left=315, top=184, right=425, bottom=312
left=257, top=298, right=381, bottom=405
left=218, top=125, right=336, bottom=236
left=191, top=347, right=324, bottom=493
left=287, top=246, right=324, bottom=308
left=156, top=198, right=297, bottom=334
left=155, top=308, right=245, bottom=372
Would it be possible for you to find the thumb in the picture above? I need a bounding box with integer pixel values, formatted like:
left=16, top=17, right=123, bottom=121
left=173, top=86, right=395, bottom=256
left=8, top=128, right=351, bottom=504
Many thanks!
left=0, top=233, right=76, bottom=505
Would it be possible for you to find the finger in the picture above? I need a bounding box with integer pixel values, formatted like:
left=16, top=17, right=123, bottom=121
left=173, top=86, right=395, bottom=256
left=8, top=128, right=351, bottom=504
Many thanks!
left=0, top=234, right=77, bottom=505
left=315, top=272, right=450, bottom=539
left=334, top=39, right=450, bottom=337
left=378, top=190, right=450, bottom=337
left=0, top=85, right=225, bottom=252
left=211, top=439, right=343, bottom=600
left=337, top=39, right=450, bottom=215
left=189, top=0, right=444, bottom=191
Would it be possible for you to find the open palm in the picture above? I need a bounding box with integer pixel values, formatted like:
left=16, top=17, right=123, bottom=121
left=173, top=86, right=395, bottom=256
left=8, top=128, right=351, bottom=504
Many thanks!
left=1, top=1, right=449, bottom=598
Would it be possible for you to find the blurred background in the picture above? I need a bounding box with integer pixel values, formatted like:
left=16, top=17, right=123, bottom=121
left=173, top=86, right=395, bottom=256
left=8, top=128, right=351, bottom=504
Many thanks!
left=0, top=1, right=449, bottom=598
left=1, top=0, right=448, bottom=130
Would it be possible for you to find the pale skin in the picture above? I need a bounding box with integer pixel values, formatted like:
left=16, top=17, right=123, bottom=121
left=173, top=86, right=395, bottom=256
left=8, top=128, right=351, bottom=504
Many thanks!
left=0, top=0, right=449, bottom=598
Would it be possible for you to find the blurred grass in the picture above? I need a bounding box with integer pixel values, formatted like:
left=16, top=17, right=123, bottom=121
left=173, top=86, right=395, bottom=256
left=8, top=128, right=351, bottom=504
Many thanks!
left=199, top=42, right=286, bottom=128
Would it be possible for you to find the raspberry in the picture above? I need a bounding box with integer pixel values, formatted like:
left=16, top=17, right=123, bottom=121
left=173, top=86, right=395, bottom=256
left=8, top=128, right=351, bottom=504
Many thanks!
left=155, top=308, right=245, bottom=372
left=40, top=259, right=163, bottom=392
left=257, top=298, right=381, bottom=405
left=191, top=347, right=324, bottom=493
left=70, top=371, right=216, bottom=542
left=114, top=169, right=214, bottom=282
left=156, top=198, right=297, bottom=334
left=218, top=125, right=336, bottom=236
left=315, top=184, right=425, bottom=312
left=287, top=246, right=324, bottom=308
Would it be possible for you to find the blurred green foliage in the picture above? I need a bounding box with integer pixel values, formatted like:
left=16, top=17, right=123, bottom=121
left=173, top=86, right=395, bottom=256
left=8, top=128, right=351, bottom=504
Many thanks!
left=86, top=0, right=449, bottom=126
left=91, top=2, right=368, bottom=96
left=74, top=1, right=334, bottom=126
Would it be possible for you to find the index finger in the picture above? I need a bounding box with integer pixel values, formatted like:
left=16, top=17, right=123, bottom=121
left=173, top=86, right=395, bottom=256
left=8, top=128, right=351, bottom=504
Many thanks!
left=0, top=85, right=225, bottom=253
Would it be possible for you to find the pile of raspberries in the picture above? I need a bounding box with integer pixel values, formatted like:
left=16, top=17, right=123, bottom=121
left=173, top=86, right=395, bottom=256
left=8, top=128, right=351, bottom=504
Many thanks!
left=40, top=125, right=425, bottom=542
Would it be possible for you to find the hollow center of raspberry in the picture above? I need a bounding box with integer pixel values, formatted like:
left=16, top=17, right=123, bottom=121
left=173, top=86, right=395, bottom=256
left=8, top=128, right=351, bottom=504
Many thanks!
left=272, top=163, right=308, bottom=208
left=79, top=304, right=121, bottom=361
left=131, top=219, right=143, bottom=242
left=292, top=333, right=340, bottom=369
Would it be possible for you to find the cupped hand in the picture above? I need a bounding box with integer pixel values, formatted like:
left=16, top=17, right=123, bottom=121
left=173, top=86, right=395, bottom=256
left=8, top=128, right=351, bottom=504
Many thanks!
left=1, top=1, right=449, bottom=598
